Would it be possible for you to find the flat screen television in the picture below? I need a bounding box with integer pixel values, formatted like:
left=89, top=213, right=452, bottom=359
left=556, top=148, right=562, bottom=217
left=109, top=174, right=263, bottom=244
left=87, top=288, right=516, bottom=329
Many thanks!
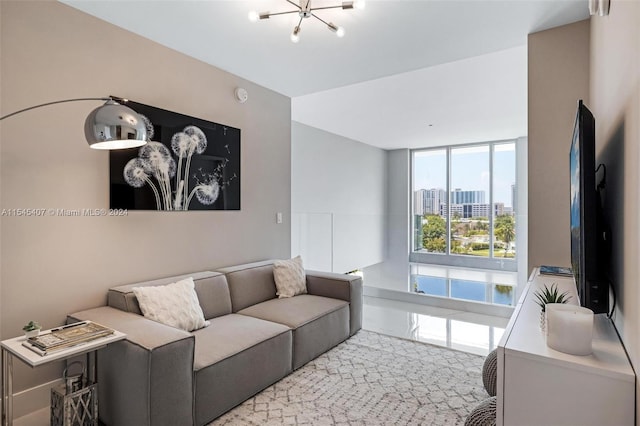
left=570, top=100, right=609, bottom=314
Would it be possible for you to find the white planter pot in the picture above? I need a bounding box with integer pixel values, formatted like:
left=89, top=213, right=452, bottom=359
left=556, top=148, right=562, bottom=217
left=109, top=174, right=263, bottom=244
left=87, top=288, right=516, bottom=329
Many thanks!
left=24, top=329, right=40, bottom=338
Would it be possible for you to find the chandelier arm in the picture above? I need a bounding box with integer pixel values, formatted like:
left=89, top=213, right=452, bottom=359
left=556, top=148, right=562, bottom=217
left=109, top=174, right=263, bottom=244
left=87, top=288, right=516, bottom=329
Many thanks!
left=284, top=0, right=302, bottom=10
left=0, top=97, right=112, bottom=121
left=311, top=13, right=331, bottom=26
left=310, top=5, right=347, bottom=11
left=296, top=15, right=304, bottom=27
left=265, top=9, right=301, bottom=17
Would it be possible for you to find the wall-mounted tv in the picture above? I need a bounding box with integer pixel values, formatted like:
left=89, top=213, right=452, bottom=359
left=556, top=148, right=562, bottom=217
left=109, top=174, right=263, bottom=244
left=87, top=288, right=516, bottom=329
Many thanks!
left=570, top=100, right=609, bottom=314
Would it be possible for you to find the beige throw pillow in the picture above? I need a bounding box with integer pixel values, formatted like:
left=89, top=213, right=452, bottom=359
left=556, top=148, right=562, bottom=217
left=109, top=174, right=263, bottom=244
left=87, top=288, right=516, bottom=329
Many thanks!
left=273, top=256, right=307, bottom=298
left=133, top=277, right=210, bottom=331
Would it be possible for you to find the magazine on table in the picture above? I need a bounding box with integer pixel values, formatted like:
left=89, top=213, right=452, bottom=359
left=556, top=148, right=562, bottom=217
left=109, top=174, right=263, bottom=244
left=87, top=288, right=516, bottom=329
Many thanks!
left=540, top=265, right=573, bottom=277
left=22, top=321, right=114, bottom=356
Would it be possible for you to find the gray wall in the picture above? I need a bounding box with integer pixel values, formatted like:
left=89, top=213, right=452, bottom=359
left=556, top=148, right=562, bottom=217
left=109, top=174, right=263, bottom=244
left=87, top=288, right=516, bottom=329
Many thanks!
left=1, top=0, right=291, bottom=393
left=527, top=20, right=590, bottom=273
left=361, top=149, right=410, bottom=291
left=291, top=121, right=386, bottom=273
left=589, top=0, right=640, bottom=415
left=385, top=149, right=411, bottom=267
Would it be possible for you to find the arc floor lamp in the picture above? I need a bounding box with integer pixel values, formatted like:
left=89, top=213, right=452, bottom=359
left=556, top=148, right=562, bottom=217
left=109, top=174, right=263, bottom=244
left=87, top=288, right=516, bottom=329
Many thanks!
left=0, top=97, right=147, bottom=150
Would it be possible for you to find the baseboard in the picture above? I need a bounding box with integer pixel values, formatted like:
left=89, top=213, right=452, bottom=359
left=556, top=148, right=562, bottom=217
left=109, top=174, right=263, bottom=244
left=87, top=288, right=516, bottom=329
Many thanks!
left=363, top=285, right=514, bottom=318
left=11, top=378, right=63, bottom=419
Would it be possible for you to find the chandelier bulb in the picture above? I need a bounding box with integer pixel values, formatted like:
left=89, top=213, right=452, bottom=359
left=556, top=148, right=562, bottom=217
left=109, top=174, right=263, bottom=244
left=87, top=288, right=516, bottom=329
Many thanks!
left=354, top=0, right=365, bottom=10
left=291, top=26, right=301, bottom=43
left=248, top=10, right=259, bottom=22
left=328, top=22, right=345, bottom=37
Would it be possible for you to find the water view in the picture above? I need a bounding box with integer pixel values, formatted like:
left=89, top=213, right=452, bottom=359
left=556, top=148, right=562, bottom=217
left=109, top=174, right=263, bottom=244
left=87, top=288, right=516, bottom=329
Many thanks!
left=411, top=275, right=515, bottom=306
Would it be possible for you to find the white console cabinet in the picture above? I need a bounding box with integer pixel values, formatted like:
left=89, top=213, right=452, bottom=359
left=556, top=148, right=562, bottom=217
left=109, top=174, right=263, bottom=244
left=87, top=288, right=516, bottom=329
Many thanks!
left=497, top=268, right=635, bottom=426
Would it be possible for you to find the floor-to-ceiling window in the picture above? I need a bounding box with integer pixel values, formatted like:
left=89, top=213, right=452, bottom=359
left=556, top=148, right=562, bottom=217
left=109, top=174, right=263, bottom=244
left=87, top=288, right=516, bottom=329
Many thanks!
left=411, top=140, right=518, bottom=271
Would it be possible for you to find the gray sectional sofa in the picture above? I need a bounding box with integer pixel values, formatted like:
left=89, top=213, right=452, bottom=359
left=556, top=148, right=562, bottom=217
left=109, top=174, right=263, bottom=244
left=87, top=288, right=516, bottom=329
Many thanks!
left=69, top=260, right=363, bottom=426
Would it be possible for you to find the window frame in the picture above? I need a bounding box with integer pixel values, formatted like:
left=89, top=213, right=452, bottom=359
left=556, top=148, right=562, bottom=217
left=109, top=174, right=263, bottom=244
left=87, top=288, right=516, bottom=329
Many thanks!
left=410, top=139, right=518, bottom=271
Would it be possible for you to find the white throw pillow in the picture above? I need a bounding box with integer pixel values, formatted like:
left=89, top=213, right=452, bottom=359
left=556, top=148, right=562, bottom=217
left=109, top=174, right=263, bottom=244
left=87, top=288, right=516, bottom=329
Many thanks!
left=273, top=256, right=307, bottom=298
left=133, top=277, right=210, bottom=331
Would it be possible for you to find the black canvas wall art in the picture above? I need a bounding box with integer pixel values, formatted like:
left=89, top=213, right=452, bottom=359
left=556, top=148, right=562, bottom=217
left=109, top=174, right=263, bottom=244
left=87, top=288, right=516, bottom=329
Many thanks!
left=110, top=98, right=240, bottom=211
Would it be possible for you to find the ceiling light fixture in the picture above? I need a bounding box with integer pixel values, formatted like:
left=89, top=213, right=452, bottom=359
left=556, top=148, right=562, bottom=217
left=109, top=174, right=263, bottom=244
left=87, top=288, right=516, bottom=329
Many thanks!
left=249, top=0, right=364, bottom=43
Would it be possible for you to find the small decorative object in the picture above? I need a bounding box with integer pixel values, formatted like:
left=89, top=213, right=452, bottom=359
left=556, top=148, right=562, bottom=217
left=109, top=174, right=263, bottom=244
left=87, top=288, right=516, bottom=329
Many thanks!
left=465, top=396, right=497, bottom=426
left=23, top=321, right=41, bottom=338
left=482, top=349, right=498, bottom=397
left=533, top=283, right=571, bottom=331
left=51, top=361, right=98, bottom=426
left=546, top=304, right=594, bottom=355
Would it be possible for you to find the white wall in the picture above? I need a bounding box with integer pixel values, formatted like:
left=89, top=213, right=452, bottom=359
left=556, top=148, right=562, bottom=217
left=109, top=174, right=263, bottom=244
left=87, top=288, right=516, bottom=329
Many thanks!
left=291, top=122, right=386, bottom=273
left=589, top=0, right=640, bottom=416
left=0, top=0, right=291, bottom=398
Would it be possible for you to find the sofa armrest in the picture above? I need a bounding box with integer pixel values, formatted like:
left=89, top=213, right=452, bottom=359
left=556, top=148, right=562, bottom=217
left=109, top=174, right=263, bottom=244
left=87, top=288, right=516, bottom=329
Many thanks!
left=305, top=271, right=363, bottom=336
left=68, top=306, right=194, bottom=426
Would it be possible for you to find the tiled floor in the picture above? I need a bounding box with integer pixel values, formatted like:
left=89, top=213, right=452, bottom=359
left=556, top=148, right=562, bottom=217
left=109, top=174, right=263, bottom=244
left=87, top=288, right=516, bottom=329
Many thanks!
left=362, top=295, right=510, bottom=356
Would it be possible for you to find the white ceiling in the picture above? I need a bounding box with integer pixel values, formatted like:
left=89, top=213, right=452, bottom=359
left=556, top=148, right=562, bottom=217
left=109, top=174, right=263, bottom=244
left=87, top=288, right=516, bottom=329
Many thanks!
left=61, top=0, right=589, bottom=149
left=293, top=45, right=528, bottom=149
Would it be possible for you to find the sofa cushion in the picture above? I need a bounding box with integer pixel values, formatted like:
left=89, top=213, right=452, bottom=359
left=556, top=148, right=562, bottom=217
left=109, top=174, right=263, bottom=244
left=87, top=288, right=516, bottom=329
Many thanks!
left=192, top=314, right=292, bottom=425
left=237, top=294, right=348, bottom=329
left=108, top=271, right=232, bottom=320
left=273, top=256, right=307, bottom=298
left=192, top=275, right=233, bottom=320
left=238, top=295, right=350, bottom=370
left=216, top=260, right=278, bottom=312
left=133, top=277, right=209, bottom=332
left=191, top=313, right=291, bottom=370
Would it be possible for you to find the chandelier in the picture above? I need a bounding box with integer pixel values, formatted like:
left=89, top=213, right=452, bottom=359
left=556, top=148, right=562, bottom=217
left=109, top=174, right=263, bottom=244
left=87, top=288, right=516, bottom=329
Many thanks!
left=249, top=0, right=365, bottom=43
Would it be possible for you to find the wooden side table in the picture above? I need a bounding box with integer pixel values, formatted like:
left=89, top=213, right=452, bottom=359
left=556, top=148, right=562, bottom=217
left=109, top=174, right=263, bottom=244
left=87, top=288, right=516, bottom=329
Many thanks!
left=1, top=323, right=125, bottom=426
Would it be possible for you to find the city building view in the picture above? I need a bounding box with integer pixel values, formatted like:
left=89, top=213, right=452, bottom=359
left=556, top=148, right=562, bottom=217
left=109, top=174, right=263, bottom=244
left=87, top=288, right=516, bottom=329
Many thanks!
left=412, top=143, right=516, bottom=259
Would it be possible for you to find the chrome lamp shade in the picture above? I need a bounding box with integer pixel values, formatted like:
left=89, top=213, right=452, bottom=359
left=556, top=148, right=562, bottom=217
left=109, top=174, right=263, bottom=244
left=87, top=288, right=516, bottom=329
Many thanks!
left=84, top=100, right=147, bottom=150
left=0, top=97, right=147, bottom=150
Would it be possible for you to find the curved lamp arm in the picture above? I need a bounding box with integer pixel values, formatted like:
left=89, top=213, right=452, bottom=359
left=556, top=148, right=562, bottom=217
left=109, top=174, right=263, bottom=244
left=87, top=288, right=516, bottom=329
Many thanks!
left=0, top=96, right=148, bottom=150
left=0, top=97, right=109, bottom=121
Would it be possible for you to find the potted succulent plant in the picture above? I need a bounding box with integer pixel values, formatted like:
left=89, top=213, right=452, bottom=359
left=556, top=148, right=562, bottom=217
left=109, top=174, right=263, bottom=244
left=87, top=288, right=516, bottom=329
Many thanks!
left=23, top=320, right=41, bottom=338
left=533, top=283, right=571, bottom=331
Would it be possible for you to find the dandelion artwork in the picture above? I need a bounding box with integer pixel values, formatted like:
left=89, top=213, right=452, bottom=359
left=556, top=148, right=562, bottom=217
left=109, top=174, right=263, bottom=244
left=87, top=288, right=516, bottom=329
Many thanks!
left=109, top=99, right=240, bottom=211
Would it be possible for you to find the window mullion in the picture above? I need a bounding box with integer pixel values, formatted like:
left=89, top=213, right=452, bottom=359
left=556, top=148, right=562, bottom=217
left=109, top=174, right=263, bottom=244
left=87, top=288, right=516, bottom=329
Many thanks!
left=489, top=143, right=494, bottom=258
left=446, top=147, right=451, bottom=255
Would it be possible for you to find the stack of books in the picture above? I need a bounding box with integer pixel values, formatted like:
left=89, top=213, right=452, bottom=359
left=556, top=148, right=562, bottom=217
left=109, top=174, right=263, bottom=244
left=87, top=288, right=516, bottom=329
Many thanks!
left=540, top=265, right=573, bottom=277
left=22, top=321, right=114, bottom=356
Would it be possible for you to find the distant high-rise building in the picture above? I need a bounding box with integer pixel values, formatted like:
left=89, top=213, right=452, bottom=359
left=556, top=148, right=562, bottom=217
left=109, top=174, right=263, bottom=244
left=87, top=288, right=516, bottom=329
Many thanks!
left=424, top=188, right=446, bottom=215
left=444, top=202, right=506, bottom=219
left=414, top=190, right=425, bottom=216
left=451, top=188, right=485, bottom=204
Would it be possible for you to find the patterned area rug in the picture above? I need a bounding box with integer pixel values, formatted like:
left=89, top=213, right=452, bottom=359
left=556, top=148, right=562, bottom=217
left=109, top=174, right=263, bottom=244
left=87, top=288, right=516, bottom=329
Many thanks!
left=211, top=330, right=487, bottom=425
